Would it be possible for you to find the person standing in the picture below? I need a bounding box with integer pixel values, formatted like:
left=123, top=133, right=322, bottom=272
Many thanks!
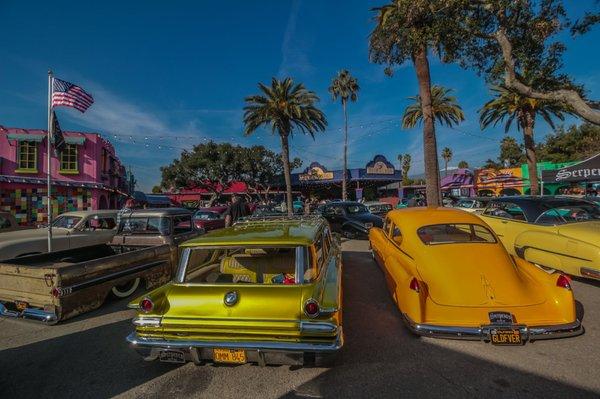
left=224, top=195, right=248, bottom=227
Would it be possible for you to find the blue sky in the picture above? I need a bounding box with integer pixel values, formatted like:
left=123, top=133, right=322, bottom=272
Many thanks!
left=1, top=1, right=598, bottom=191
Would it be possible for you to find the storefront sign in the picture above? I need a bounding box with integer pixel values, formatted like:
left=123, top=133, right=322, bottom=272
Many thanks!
left=366, top=161, right=394, bottom=175
left=299, top=166, right=334, bottom=181
left=541, top=153, right=600, bottom=183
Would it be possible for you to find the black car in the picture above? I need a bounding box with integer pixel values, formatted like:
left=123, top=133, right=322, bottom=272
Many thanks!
left=317, top=201, right=384, bottom=239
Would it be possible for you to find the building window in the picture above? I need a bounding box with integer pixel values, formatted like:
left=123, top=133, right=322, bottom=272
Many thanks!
left=16, top=141, right=38, bottom=172
left=102, top=148, right=108, bottom=172
left=60, top=144, right=79, bottom=173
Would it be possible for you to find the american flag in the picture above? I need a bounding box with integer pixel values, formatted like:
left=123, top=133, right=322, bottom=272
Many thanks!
left=52, top=78, right=94, bottom=113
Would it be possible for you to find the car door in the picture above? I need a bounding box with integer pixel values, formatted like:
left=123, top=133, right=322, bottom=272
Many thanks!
left=382, top=221, right=412, bottom=303
left=69, top=215, right=116, bottom=248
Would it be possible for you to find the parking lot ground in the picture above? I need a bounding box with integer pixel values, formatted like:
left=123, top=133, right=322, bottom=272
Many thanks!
left=1, top=239, right=599, bottom=398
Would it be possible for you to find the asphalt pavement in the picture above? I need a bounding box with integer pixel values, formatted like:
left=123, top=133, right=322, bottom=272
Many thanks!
left=1, top=239, right=599, bottom=398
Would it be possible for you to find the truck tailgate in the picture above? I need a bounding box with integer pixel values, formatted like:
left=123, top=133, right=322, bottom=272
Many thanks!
left=0, top=263, right=57, bottom=307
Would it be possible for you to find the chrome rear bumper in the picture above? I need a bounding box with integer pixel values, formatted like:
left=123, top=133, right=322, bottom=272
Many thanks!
left=126, top=328, right=343, bottom=366
left=0, top=302, right=58, bottom=324
left=402, top=314, right=583, bottom=342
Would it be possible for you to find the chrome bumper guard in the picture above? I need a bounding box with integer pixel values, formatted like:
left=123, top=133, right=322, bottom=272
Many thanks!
left=402, top=314, right=583, bottom=341
left=0, top=302, right=58, bottom=324
left=127, top=328, right=343, bottom=352
left=126, top=327, right=343, bottom=365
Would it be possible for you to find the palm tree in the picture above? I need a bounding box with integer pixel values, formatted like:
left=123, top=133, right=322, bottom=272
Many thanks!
left=401, top=153, right=411, bottom=186
left=397, top=154, right=403, bottom=170
left=441, top=147, right=453, bottom=176
left=244, top=77, right=327, bottom=215
left=402, top=85, right=465, bottom=129
left=329, top=70, right=359, bottom=201
left=479, top=85, right=571, bottom=195
left=458, top=160, right=469, bottom=169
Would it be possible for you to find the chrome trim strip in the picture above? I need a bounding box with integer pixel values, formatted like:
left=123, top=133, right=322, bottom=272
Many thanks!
left=295, top=246, right=305, bottom=284
left=58, top=260, right=167, bottom=296
left=132, top=317, right=162, bottom=327
left=175, top=248, right=191, bottom=283
left=126, top=327, right=343, bottom=353
left=0, top=302, right=58, bottom=324
left=299, top=321, right=338, bottom=334
left=581, top=267, right=600, bottom=280
left=402, top=313, right=583, bottom=341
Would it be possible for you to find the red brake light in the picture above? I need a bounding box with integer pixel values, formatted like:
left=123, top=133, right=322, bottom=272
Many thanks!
left=556, top=274, right=572, bottom=290
left=51, top=288, right=60, bottom=298
left=409, top=277, right=420, bottom=293
left=140, top=298, right=154, bottom=313
left=304, top=299, right=320, bottom=318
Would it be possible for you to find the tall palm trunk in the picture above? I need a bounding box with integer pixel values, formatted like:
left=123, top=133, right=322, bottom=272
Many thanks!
left=523, top=111, right=539, bottom=195
left=445, top=161, right=448, bottom=177
left=342, top=99, right=348, bottom=201
left=280, top=133, right=294, bottom=216
left=413, top=47, right=441, bottom=206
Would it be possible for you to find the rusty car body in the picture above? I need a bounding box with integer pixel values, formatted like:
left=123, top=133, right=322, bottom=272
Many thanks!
left=0, top=208, right=200, bottom=324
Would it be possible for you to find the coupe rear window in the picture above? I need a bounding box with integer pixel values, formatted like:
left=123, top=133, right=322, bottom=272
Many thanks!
left=417, top=224, right=496, bottom=245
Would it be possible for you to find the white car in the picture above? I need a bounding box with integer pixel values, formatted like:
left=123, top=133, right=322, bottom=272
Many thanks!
left=0, top=210, right=118, bottom=260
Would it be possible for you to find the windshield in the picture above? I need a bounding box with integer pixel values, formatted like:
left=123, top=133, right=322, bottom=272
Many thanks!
left=456, top=200, right=474, bottom=208
left=119, top=217, right=171, bottom=235
left=52, top=216, right=82, bottom=229
left=194, top=212, right=219, bottom=220
left=536, top=203, right=600, bottom=225
left=346, top=204, right=369, bottom=214
left=417, top=223, right=497, bottom=245
left=180, top=246, right=310, bottom=284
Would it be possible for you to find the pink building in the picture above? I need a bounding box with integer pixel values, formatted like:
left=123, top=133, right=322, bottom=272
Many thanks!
left=0, top=127, right=132, bottom=225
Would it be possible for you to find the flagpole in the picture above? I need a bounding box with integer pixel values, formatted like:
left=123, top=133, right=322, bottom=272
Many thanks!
left=47, top=70, right=53, bottom=252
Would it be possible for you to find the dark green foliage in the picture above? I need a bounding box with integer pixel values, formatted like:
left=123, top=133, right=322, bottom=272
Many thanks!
left=537, top=123, right=600, bottom=163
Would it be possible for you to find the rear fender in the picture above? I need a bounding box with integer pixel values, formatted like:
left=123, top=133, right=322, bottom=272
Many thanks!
left=386, top=256, right=425, bottom=323
left=303, top=250, right=342, bottom=324
left=129, top=283, right=173, bottom=315
left=513, top=256, right=576, bottom=322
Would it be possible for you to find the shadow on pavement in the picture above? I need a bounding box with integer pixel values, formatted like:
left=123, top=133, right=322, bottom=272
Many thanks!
left=0, top=318, right=212, bottom=398
left=281, top=249, right=597, bottom=399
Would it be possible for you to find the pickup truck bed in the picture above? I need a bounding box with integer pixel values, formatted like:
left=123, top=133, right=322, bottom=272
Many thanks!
left=0, top=243, right=176, bottom=323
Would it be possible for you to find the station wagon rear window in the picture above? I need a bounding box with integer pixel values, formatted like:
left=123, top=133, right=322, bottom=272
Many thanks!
left=180, top=246, right=312, bottom=285
left=119, top=217, right=171, bottom=235
left=417, top=224, right=496, bottom=245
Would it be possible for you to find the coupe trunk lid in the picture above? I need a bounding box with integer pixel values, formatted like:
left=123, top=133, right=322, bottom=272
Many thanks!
left=416, top=244, right=546, bottom=307
left=558, top=222, right=600, bottom=247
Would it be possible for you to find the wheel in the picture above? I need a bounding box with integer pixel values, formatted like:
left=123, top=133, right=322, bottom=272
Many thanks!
left=111, top=278, right=140, bottom=298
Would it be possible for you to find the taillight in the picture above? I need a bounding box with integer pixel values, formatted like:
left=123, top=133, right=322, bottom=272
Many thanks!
left=304, top=299, right=320, bottom=318
left=140, top=297, right=154, bottom=313
left=556, top=274, right=572, bottom=290
left=409, top=277, right=420, bottom=293
left=51, top=288, right=60, bottom=298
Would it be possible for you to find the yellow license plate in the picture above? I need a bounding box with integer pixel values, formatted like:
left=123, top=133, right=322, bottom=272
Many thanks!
left=490, top=329, right=522, bottom=345
left=213, top=348, right=246, bottom=364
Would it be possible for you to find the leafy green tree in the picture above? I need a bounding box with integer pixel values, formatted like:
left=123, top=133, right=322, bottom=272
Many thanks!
left=457, top=160, right=469, bottom=169
left=479, top=84, right=572, bottom=195
left=244, top=78, right=327, bottom=216
left=453, top=1, right=599, bottom=124
left=441, top=147, right=453, bottom=176
left=498, top=136, right=525, bottom=167
left=401, top=153, right=411, bottom=186
left=483, top=158, right=500, bottom=169
left=537, top=123, right=600, bottom=163
left=151, top=185, right=162, bottom=194
left=402, top=85, right=465, bottom=129
left=159, top=141, right=244, bottom=204
left=239, top=146, right=302, bottom=202
left=370, top=2, right=470, bottom=205
left=329, top=69, right=360, bottom=201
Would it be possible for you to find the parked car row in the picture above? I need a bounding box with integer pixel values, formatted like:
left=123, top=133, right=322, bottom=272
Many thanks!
left=0, top=195, right=597, bottom=368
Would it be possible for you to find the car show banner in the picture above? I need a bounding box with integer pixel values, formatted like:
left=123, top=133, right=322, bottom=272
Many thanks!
left=542, top=153, right=600, bottom=183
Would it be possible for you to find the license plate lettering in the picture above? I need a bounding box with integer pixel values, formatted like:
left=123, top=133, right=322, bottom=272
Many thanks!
left=159, top=350, right=185, bottom=363
left=491, top=329, right=522, bottom=345
left=213, top=348, right=246, bottom=364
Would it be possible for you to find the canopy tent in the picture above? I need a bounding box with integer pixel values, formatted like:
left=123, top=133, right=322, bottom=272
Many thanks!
left=541, top=153, right=600, bottom=183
